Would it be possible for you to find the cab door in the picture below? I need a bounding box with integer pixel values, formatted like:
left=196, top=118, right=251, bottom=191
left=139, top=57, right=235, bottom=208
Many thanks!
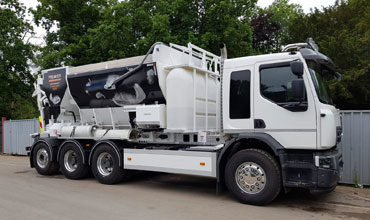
left=253, top=60, right=317, bottom=149
left=223, top=65, right=255, bottom=132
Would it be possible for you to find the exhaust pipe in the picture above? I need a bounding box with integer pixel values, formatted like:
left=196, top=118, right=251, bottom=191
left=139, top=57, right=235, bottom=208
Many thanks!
left=219, top=42, right=227, bottom=61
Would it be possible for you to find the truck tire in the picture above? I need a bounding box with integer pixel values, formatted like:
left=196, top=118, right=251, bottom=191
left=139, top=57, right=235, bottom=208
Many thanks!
left=59, top=143, right=89, bottom=180
left=91, top=144, right=128, bottom=184
left=32, top=142, right=59, bottom=175
left=225, top=149, right=281, bottom=205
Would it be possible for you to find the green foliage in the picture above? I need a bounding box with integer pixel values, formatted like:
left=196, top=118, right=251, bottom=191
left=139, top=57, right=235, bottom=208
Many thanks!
left=250, top=11, right=281, bottom=54
left=0, top=0, right=38, bottom=119
left=1, top=0, right=369, bottom=119
left=32, top=0, right=113, bottom=68
left=33, top=0, right=258, bottom=68
left=266, top=0, right=303, bottom=48
left=251, top=0, right=303, bottom=53
left=288, top=0, right=370, bottom=109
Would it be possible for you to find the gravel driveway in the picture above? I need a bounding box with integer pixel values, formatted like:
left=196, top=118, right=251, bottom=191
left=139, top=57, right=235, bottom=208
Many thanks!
left=0, top=154, right=369, bottom=220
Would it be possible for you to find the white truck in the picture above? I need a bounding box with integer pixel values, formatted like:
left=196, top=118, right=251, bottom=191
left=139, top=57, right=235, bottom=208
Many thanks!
left=28, top=39, right=343, bottom=205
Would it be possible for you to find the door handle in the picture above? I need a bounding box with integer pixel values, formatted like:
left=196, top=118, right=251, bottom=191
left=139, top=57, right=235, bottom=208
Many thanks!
left=254, top=119, right=266, bottom=129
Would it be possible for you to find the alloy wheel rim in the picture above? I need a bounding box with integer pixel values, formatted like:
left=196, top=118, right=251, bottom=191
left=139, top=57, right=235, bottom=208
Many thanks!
left=64, top=150, right=78, bottom=172
left=235, top=162, right=266, bottom=194
left=36, top=148, right=49, bottom=169
left=97, top=152, right=114, bottom=176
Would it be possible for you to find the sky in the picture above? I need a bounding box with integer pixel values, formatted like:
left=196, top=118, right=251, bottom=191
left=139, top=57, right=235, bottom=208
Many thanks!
left=258, top=0, right=336, bottom=12
left=20, top=0, right=337, bottom=46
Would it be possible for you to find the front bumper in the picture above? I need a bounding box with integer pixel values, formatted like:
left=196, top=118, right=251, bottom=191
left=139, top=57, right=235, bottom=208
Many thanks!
left=310, top=148, right=343, bottom=194
left=280, top=148, right=343, bottom=194
left=314, top=149, right=343, bottom=188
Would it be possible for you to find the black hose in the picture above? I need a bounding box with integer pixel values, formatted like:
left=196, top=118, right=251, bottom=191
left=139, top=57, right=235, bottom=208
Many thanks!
left=67, top=111, right=76, bottom=123
left=105, top=42, right=164, bottom=90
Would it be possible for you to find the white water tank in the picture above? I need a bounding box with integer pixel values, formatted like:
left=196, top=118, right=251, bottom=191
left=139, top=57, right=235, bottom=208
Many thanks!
left=166, top=68, right=194, bottom=130
left=166, top=67, right=219, bottom=131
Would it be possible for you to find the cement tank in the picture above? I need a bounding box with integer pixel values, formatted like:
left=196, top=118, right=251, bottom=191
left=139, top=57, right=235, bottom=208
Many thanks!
left=37, top=42, right=220, bottom=132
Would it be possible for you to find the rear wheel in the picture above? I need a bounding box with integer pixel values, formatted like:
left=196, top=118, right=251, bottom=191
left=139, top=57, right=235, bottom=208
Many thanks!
left=91, top=144, right=128, bottom=184
left=32, top=142, right=59, bottom=175
left=225, top=149, right=281, bottom=205
left=59, top=143, right=89, bottom=180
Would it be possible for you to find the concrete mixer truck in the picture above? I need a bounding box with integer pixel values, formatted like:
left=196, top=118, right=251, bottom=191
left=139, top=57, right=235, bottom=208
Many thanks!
left=27, top=38, right=343, bottom=205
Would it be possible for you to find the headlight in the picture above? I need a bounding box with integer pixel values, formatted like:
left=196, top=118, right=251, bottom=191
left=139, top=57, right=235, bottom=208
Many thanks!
left=315, top=156, right=335, bottom=169
left=336, top=126, right=343, bottom=143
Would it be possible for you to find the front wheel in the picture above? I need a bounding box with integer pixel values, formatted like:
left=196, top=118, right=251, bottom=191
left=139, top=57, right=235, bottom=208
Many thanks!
left=225, top=149, right=281, bottom=205
left=91, top=144, right=128, bottom=184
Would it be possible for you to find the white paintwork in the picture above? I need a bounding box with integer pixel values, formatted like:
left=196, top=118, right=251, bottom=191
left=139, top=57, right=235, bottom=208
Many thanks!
left=68, top=55, right=152, bottom=75
left=166, top=68, right=194, bottom=130
left=253, top=56, right=318, bottom=149
left=92, top=129, right=131, bottom=139
left=165, top=67, right=219, bottom=131
left=317, top=104, right=339, bottom=149
left=222, top=65, right=255, bottom=131
left=223, top=53, right=318, bottom=149
left=59, top=125, right=132, bottom=139
left=154, top=43, right=220, bottom=132
left=152, top=44, right=203, bottom=99
left=61, top=125, right=94, bottom=137
left=48, top=123, right=68, bottom=137
left=136, top=104, right=166, bottom=128
left=301, top=56, right=341, bottom=150
left=79, top=109, right=96, bottom=125
left=124, top=149, right=216, bottom=177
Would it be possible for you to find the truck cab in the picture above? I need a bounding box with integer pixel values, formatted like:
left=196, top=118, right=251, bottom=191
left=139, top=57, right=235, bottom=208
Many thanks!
left=223, top=44, right=342, bottom=150
left=220, top=40, right=343, bottom=199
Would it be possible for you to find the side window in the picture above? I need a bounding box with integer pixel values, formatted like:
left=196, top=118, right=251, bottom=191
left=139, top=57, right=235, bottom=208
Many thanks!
left=230, top=70, right=251, bottom=119
left=260, top=65, right=306, bottom=103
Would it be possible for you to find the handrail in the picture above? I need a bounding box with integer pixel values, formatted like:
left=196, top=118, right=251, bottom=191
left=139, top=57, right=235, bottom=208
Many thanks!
left=281, top=43, right=310, bottom=52
left=169, top=43, right=220, bottom=76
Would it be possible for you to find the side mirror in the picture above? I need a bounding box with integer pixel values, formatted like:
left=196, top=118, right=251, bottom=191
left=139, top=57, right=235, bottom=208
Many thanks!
left=292, top=79, right=305, bottom=101
left=290, top=61, right=304, bottom=76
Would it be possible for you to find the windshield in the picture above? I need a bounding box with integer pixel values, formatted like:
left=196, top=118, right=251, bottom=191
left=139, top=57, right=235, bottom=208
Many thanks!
left=306, top=59, right=334, bottom=105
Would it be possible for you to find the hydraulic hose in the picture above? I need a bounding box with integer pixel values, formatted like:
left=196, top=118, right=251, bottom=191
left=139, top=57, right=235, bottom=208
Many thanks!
left=104, top=42, right=164, bottom=90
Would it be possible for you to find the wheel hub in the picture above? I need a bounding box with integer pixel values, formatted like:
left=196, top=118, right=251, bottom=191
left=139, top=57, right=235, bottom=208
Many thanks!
left=235, top=162, right=266, bottom=194
left=64, top=150, right=78, bottom=172
left=97, top=152, right=113, bottom=176
left=36, top=148, right=49, bottom=169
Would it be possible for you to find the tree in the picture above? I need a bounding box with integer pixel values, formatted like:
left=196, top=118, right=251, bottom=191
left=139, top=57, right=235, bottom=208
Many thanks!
left=288, top=0, right=370, bottom=109
left=0, top=0, right=38, bottom=119
left=267, top=0, right=303, bottom=49
left=250, top=11, right=281, bottom=54
left=32, top=0, right=114, bottom=68
left=33, top=0, right=258, bottom=69
left=250, top=0, right=303, bottom=53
